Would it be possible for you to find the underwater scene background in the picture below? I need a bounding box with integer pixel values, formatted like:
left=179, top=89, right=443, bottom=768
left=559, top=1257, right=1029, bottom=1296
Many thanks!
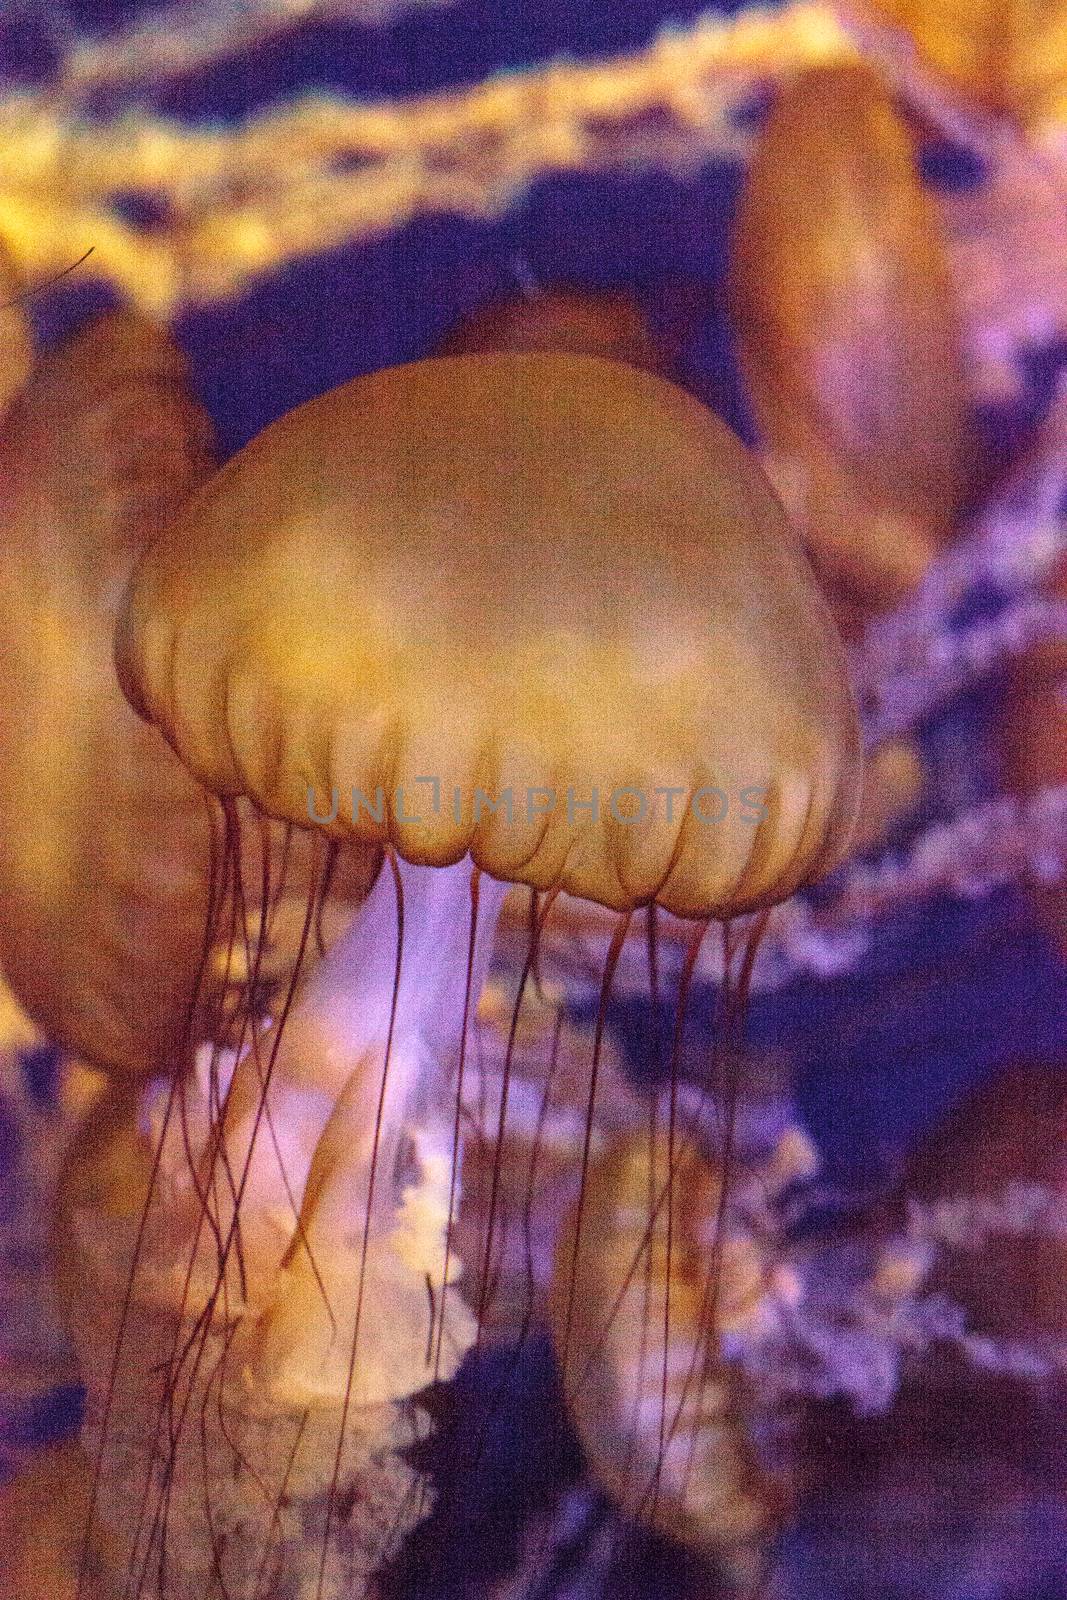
left=1, top=3, right=1066, bottom=1598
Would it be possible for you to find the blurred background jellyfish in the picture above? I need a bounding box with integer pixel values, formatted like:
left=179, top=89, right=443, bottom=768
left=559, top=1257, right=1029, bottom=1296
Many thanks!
left=0, top=312, right=219, bottom=1083
left=0, top=3, right=1064, bottom=1600
left=547, top=1108, right=799, bottom=1593
left=863, top=0, right=1067, bottom=126
left=0, top=309, right=378, bottom=1085
left=730, top=62, right=970, bottom=631
left=436, top=285, right=676, bottom=376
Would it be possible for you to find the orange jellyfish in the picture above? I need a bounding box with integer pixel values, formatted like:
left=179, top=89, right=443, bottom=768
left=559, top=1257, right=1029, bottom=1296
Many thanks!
left=863, top=1, right=1067, bottom=128
left=0, top=312, right=218, bottom=1083
left=437, top=284, right=673, bottom=376
left=548, top=1108, right=815, bottom=1591
left=62, top=352, right=859, bottom=1597
left=0, top=311, right=377, bottom=1082
left=729, top=64, right=969, bottom=637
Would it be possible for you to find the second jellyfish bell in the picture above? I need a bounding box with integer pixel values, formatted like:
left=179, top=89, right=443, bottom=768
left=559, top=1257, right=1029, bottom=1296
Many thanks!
left=548, top=1113, right=793, bottom=1592
left=435, top=283, right=674, bottom=376
left=864, top=0, right=1067, bottom=129
left=729, top=63, right=970, bottom=630
left=0, top=312, right=220, bottom=1083
left=0, top=311, right=378, bottom=1084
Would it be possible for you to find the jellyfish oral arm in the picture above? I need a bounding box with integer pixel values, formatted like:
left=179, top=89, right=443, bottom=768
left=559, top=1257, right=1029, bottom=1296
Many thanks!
left=70, top=853, right=504, bottom=1599
left=292, top=850, right=507, bottom=1098
left=224, top=850, right=505, bottom=1164
left=153, top=853, right=505, bottom=1404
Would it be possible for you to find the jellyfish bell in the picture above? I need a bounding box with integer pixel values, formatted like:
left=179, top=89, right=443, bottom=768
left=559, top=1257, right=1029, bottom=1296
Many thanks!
left=0, top=310, right=376, bottom=1083
left=117, top=352, right=860, bottom=915
left=547, top=1116, right=792, bottom=1591
left=729, top=64, right=969, bottom=622
left=863, top=0, right=1067, bottom=128
left=63, top=351, right=859, bottom=1596
left=0, top=311, right=218, bottom=1083
left=437, top=284, right=673, bottom=376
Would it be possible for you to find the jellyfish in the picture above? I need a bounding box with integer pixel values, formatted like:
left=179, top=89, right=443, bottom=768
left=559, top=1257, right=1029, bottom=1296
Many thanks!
left=0, top=311, right=378, bottom=1082
left=546, top=1103, right=808, bottom=1592
left=850, top=736, right=925, bottom=855
left=729, top=64, right=969, bottom=636
left=437, top=285, right=673, bottom=376
left=862, top=1, right=1067, bottom=128
left=61, top=351, right=859, bottom=1597
left=0, top=311, right=217, bottom=1083
left=0, top=310, right=375, bottom=1598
